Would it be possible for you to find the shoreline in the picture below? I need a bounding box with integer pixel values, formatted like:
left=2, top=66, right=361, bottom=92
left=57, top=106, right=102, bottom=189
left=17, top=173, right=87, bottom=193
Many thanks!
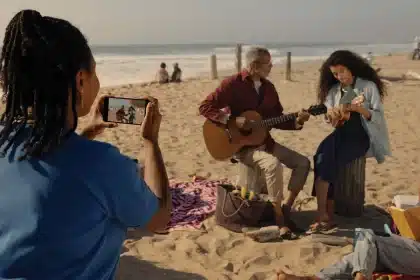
left=98, top=57, right=326, bottom=91
left=98, top=51, right=410, bottom=90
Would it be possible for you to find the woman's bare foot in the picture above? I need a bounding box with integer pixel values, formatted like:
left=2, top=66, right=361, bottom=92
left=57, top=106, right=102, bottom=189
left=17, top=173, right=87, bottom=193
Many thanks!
left=307, top=213, right=337, bottom=234
left=309, top=212, right=330, bottom=229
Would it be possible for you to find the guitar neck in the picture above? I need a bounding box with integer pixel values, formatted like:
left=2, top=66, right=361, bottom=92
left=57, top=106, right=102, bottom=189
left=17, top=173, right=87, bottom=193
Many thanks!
left=260, top=112, right=298, bottom=128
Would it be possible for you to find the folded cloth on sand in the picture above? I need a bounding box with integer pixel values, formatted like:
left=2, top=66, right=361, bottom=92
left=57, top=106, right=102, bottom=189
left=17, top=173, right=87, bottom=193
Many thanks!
left=165, top=178, right=226, bottom=231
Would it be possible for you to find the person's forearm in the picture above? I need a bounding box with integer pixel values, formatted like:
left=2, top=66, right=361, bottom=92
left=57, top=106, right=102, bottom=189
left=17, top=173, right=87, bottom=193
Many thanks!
left=199, top=100, right=229, bottom=124
left=143, top=141, right=171, bottom=208
left=355, top=106, right=371, bottom=120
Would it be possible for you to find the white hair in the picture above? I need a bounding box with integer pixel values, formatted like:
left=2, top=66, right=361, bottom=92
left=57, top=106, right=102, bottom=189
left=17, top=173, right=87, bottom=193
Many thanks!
left=245, top=47, right=270, bottom=67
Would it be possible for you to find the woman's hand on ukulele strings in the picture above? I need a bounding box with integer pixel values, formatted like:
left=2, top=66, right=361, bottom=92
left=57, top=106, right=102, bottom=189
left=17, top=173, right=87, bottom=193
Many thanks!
left=351, top=94, right=365, bottom=106
left=343, top=95, right=366, bottom=113
left=327, top=107, right=345, bottom=127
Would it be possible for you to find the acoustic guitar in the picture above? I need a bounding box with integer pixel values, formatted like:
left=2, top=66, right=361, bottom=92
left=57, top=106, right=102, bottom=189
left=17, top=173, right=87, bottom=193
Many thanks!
left=202, top=104, right=327, bottom=161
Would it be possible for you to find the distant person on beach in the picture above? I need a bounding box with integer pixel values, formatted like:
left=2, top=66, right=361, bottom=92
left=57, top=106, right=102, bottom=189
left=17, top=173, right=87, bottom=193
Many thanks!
left=365, top=52, right=381, bottom=73
left=277, top=227, right=420, bottom=280
left=412, top=36, right=420, bottom=60
left=199, top=47, right=311, bottom=238
left=171, top=62, right=182, bottom=83
left=156, top=62, right=169, bottom=84
left=365, top=52, right=373, bottom=65
left=308, top=50, right=390, bottom=233
left=0, top=9, right=170, bottom=280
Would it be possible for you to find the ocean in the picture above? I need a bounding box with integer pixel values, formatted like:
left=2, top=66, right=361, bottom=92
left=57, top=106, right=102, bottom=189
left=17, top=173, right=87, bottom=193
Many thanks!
left=84, top=42, right=413, bottom=87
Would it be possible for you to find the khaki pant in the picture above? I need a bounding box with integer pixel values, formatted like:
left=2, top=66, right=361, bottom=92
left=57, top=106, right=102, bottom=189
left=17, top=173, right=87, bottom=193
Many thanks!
left=237, top=142, right=310, bottom=203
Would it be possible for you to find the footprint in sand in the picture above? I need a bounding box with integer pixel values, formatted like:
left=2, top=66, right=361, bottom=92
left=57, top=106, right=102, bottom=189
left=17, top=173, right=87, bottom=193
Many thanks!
left=217, top=274, right=233, bottom=280
left=243, top=255, right=272, bottom=269
left=208, top=238, right=226, bottom=257
left=164, top=161, right=175, bottom=167
left=227, top=238, right=245, bottom=250
left=380, top=181, right=389, bottom=187
left=153, top=239, right=176, bottom=251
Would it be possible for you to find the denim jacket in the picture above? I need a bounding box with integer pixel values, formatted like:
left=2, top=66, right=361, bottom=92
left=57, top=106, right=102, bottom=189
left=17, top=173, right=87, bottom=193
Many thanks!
left=324, top=77, right=391, bottom=163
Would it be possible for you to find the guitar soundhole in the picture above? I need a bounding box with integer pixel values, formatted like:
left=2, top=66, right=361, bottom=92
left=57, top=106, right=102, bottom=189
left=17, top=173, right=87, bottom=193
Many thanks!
left=239, top=128, right=252, bottom=136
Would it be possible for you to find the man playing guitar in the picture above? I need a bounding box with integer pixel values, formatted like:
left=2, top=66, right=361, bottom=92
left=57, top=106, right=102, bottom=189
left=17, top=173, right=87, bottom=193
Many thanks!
left=199, top=47, right=311, bottom=236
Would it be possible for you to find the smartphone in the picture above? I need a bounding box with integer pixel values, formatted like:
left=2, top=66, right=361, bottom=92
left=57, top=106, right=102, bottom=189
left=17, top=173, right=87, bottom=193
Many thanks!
left=103, top=97, right=149, bottom=125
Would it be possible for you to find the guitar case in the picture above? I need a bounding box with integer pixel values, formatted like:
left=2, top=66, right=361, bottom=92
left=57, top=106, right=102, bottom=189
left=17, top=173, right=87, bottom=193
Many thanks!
left=215, top=184, right=275, bottom=233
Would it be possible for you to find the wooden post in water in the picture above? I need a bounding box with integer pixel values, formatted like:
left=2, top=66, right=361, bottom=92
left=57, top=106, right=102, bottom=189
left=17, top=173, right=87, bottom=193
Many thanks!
left=210, top=54, right=218, bottom=79
left=285, top=52, right=291, bottom=81
left=235, top=44, right=242, bottom=72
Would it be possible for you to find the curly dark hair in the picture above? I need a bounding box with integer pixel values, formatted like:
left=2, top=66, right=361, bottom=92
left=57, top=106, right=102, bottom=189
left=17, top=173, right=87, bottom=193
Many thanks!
left=0, top=10, right=93, bottom=160
left=317, top=50, right=386, bottom=104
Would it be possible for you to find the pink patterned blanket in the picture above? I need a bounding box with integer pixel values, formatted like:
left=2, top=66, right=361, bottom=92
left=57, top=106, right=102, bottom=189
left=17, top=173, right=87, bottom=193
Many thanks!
left=165, top=178, right=227, bottom=231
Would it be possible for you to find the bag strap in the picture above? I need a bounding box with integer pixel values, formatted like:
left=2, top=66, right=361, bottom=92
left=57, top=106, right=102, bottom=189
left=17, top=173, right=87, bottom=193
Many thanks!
left=221, top=189, right=248, bottom=218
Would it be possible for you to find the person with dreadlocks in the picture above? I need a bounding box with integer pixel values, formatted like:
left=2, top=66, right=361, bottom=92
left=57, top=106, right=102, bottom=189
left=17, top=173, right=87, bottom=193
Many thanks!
left=308, top=50, right=391, bottom=233
left=0, top=9, right=171, bottom=280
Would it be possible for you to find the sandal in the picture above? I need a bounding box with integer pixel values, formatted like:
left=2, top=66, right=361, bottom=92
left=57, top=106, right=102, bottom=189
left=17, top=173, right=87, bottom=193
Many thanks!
left=306, top=221, right=337, bottom=235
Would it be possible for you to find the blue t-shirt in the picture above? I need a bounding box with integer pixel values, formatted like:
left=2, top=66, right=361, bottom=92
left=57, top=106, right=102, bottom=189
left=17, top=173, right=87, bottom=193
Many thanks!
left=0, top=127, right=159, bottom=280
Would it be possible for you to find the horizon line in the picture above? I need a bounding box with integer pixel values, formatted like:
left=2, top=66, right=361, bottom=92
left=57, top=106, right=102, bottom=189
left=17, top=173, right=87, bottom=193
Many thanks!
left=89, top=40, right=409, bottom=47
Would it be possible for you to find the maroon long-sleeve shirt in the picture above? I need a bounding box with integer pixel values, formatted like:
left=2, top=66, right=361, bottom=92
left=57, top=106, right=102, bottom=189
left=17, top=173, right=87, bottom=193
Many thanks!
left=199, top=70, right=300, bottom=151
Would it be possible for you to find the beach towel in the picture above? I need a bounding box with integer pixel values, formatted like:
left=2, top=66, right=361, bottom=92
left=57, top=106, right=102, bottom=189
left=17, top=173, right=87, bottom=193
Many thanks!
left=373, top=273, right=420, bottom=280
left=165, top=177, right=226, bottom=231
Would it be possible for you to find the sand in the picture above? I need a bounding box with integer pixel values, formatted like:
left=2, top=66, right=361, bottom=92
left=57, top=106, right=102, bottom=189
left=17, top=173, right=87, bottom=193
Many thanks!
left=2, top=53, right=420, bottom=279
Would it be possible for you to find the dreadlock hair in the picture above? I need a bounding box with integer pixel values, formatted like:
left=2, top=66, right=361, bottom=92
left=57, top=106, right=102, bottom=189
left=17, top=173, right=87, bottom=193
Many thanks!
left=0, top=10, right=93, bottom=160
left=317, top=50, right=386, bottom=104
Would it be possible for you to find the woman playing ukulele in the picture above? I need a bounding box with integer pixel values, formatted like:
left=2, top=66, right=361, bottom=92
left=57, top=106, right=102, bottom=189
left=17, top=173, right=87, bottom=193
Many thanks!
left=309, top=50, right=391, bottom=233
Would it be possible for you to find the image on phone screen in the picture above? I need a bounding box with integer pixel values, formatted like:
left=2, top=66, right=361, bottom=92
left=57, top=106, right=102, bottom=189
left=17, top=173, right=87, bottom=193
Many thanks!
left=103, top=97, right=148, bottom=125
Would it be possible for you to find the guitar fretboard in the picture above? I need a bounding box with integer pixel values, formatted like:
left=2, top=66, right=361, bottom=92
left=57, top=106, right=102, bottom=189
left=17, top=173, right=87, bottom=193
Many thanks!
left=258, top=112, right=299, bottom=128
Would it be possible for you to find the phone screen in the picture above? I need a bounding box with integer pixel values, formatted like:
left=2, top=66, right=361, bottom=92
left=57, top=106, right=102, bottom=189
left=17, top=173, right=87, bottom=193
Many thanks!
left=103, top=97, right=149, bottom=125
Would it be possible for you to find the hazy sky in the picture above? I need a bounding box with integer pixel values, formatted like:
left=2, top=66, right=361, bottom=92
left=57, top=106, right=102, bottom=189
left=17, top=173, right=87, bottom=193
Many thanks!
left=0, top=0, right=419, bottom=45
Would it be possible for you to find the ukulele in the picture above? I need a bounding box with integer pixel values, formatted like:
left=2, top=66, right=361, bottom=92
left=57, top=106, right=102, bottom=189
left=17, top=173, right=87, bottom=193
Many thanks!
left=334, top=86, right=364, bottom=127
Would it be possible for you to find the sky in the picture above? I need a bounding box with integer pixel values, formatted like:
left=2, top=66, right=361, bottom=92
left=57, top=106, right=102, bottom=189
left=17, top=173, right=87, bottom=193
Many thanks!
left=0, top=0, right=419, bottom=45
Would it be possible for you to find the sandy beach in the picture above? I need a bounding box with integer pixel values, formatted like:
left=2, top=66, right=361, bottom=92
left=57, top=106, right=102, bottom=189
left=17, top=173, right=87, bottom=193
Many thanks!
left=2, top=53, right=420, bottom=279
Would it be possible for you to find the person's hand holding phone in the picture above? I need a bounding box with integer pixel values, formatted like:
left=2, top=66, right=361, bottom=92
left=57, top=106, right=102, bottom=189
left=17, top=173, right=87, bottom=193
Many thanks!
left=140, top=96, right=162, bottom=144
left=80, top=94, right=118, bottom=140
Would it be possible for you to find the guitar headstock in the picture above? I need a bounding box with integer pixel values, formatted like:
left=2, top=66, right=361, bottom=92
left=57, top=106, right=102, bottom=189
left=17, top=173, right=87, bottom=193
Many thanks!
left=307, top=104, right=327, bottom=116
